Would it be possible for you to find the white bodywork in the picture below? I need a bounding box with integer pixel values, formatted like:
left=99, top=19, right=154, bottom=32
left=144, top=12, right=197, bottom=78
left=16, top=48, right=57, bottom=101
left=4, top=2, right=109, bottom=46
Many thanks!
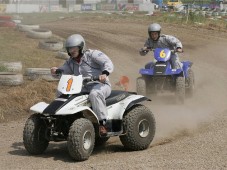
left=30, top=102, right=49, bottom=113
left=30, top=75, right=147, bottom=122
left=106, top=94, right=145, bottom=120
left=57, top=75, right=83, bottom=94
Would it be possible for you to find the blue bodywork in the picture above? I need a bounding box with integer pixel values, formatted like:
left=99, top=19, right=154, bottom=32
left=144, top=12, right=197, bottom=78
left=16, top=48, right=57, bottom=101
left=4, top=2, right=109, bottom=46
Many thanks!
left=139, top=48, right=193, bottom=78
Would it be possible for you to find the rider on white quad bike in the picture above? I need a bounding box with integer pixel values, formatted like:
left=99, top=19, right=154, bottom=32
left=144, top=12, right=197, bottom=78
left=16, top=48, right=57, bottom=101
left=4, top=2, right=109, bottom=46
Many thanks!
left=23, top=34, right=156, bottom=162
left=51, top=34, right=114, bottom=136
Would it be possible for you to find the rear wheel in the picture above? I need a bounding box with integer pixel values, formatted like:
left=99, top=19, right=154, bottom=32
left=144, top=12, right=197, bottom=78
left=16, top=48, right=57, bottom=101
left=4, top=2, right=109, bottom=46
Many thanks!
left=67, top=118, right=95, bottom=161
left=23, top=114, right=49, bottom=154
left=175, top=76, right=185, bottom=104
left=146, top=78, right=157, bottom=96
left=136, top=77, right=146, bottom=96
left=120, top=105, right=156, bottom=151
left=186, top=68, right=195, bottom=98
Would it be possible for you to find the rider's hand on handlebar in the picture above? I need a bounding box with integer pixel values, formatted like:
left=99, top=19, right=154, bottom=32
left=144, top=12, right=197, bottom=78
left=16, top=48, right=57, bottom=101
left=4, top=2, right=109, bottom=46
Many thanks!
left=176, top=48, right=183, bottom=53
left=50, top=67, right=58, bottom=75
left=99, top=74, right=107, bottom=83
left=141, top=47, right=150, bottom=53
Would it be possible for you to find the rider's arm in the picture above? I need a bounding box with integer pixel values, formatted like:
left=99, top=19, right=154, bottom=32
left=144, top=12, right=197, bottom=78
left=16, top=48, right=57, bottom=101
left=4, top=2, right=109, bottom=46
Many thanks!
left=165, top=35, right=183, bottom=51
left=176, top=47, right=183, bottom=53
left=52, top=60, right=74, bottom=75
left=139, top=39, right=150, bottom=56
left=140, top=47, right=149, bottom=56
left=91, top=50, right=114, bottom=83
left=91, top=50, right=114, bottom=75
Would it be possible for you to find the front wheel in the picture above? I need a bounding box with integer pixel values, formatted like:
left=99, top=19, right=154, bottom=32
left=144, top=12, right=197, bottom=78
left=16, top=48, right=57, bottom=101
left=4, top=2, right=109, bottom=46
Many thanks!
left=67, top=118, right=95, bottom=161
left=175, top=76, right=185, bottom=104
left=120, top=105, right=156, bottom=151
left=136, top=77, right=146, bottom=96
left=186, top=68, right=195, bottom=98
left=23, top=114, right=49, bottom=155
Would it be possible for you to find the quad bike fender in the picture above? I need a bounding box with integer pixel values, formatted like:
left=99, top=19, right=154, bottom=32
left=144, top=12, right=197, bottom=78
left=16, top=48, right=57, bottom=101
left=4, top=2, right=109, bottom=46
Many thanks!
left=56, top=105, right=99, bottom=123
left=30, top=102, right=49, bottom=113
left=182, top=61, right=193, bottom=77
left=182, top=61, right=193, bottom=68
left=56, top=105, right=96, bottom=117
left=165, top=68, right=182, bottom=75
left=182, top=61, right=193, bottom=71
left=107, top=94, right=150, bottom=120
left=139, top=68, right=153, bottom=75
left=140, top=67, right=182, bottom=76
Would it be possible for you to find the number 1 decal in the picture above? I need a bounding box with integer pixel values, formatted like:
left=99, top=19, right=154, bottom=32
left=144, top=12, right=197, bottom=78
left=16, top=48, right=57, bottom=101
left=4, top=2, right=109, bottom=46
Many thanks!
left=66, top=78, right=73, bottom=92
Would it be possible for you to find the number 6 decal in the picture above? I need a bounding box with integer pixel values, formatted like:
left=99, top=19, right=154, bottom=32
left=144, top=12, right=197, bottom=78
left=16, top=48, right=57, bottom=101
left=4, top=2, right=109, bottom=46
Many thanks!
left=160, top=50, right=166, bottom=58
left=66, top=78, right=73, bottom=92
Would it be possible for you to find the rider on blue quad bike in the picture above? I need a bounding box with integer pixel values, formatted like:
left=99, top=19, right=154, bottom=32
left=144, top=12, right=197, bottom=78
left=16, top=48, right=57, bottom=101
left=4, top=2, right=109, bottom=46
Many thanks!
left=138, top=23, right=195, bottom=104
left=140, top=23, right=183, bottom=69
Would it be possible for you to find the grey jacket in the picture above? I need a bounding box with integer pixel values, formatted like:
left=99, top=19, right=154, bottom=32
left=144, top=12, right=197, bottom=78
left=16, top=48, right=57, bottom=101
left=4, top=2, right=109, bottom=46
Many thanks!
left=59, top=49, right=114, bottom=85
left=140, top=34, right=183, bottom=56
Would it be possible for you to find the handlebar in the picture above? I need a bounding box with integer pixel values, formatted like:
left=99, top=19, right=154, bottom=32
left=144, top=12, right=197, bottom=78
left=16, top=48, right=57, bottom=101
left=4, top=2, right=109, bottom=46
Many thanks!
left=82, top=76, right=100, bottom=85
left=55, top=69, right=64, bottom=75
left=140, top=47, right=182, bottom=53
left=55, top=69, right=101, bottom=84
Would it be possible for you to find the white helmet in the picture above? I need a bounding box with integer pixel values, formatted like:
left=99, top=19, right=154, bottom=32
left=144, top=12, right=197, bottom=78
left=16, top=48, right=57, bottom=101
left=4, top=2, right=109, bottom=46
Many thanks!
left=148, top=23, right=161, bottom=40
left=65, top=34, right=85, bottom=55
left=148, top=23, right=161, bottom=32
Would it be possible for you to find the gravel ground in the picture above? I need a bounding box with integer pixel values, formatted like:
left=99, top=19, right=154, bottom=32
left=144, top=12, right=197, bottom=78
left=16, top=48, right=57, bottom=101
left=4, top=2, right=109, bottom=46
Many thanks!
left=0, top=14, right=227, bottom=169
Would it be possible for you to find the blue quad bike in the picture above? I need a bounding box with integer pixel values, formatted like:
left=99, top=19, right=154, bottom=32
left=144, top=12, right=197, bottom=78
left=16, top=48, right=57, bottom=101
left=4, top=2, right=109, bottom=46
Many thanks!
left=136, top=48, right=195, bottom=104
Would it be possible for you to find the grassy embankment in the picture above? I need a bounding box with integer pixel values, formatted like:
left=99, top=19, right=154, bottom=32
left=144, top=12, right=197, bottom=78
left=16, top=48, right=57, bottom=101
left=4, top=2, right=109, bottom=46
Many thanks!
left=0, top=12, right=226, bottom=122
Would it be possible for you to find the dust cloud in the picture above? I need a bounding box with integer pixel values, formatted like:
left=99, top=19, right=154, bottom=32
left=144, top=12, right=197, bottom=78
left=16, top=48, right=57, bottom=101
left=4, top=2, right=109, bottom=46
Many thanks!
left=150, top=41, right=227, bottom=144
left=42, top=17, right=227, bottom=145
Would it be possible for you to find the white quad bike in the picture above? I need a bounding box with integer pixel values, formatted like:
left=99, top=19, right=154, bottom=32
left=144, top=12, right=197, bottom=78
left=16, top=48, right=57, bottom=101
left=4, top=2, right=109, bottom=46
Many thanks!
left=23, top=70, right=156, bottom=161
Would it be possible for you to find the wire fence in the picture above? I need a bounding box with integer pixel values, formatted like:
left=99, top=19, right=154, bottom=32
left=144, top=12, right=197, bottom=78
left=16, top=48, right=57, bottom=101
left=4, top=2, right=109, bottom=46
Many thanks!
left=0, top=0, right=148, bottom=5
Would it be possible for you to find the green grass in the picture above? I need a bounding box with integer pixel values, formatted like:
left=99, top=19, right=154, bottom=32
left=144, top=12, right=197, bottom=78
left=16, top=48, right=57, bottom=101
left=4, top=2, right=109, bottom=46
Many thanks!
left=0, top=65, right=8, bottom=72
left=0, top=28, right=63, bottom=71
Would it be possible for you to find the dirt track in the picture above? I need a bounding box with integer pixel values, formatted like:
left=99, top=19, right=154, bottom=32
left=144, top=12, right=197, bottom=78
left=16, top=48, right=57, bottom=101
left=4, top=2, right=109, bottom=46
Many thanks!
left=0, top=15, right=227, bottom=169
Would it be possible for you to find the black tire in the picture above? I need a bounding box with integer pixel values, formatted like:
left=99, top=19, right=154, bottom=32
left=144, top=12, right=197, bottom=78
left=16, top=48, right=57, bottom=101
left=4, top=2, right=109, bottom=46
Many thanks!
left=0, top=20, right=16, bottom=27
left=186, top=68, right=195, bottom=98
left=23, top=114, right=49, bottom=154
left=67, top=118, right=95, bottom=161
left=95, top=136, right=110, bottom=146
left=17, top=24, right=40, bottom=32
left=0, top=72, right=23, bottom=86
left=0, top=15, right=12, bottom=20
left=119, top=105, right=156, bottom=151
left=0, top=61, right=22, bottom=73
left=24, top=68, right=51, bottom=81
left=38, top=40, right=63, bottom=51
left=136, top=77, right=146, bottom=96
left=146, top=78, right=157, bottom=96
left=175, top=76, right=185, bottom=104
left=55, top=51, right=70, bottom=60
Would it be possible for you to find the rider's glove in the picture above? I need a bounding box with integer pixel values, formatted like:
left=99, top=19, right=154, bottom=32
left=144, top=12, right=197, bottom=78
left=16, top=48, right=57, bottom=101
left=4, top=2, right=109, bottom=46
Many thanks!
left=176, top=47, right=183, bottom=53
left=140, top=47, right=149, bottom=53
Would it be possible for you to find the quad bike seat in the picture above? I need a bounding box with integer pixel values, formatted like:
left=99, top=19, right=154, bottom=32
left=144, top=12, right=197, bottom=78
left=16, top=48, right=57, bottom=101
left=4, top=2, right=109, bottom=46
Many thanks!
left=106, top=90, right=132, bottom=106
